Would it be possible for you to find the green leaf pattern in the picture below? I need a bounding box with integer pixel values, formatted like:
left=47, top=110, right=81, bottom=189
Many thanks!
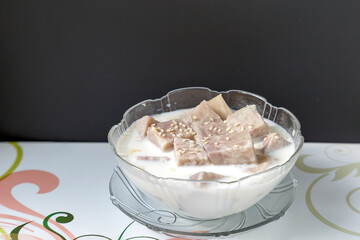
left=1, top=142, right=161, bottom=240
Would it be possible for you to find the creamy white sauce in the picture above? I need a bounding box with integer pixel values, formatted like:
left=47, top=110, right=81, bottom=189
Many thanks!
left=116, top=109, right=295, bottom=181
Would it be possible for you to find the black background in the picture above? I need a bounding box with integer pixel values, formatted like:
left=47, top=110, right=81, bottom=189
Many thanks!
left=1, top=0, right=359, bottom=142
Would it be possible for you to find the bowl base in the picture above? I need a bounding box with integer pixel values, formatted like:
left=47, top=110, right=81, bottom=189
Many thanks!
left=109, top=166, right=298, bottom=238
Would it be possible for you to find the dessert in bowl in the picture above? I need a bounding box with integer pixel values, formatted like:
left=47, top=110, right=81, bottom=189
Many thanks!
left=108, top=87, right=303, bottom=219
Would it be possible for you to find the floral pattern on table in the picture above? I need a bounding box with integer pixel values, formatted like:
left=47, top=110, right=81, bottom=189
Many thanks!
left=296, top=145, right=360, bottom=237
left=0, top=142, right=198, bottom=240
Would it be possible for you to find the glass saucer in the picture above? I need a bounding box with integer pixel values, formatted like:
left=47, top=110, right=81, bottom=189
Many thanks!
left=109, top=166, right=298, bottom=239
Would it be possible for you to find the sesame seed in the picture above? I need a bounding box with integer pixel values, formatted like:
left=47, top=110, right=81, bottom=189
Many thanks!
left=174, top=125, right=178, bottom=129
left=204, top=121, right=210, bottom=125
left=215, top=142, right=219, bottom=145
left=161, top=133, right=166, bottom=137
left=226, top=127, right=231, bottom=131
left=248, top=125, right=253, bottom=129
left=177, top=133, right=183, bottom=138
left=210, top=117, right=214, bottom=122
left=179, top=129, right=183, bottom=132
left=229, top=130, right=235, bottom=134
left=234, top=145, right=239, bottom=148
left=209, top=126, right=213, bottom=131
left=190, top=144, right=196, bottom=148
left=171, top=133, right=176, bottom=137
left=189, top=140, right=195, bottom=143
left=223, top=120, right=227, bottom=123
left=151, top=123, right=156, bottom=127
left=241, top=126, right=245, bottom=131
left=204, top=141, right=208, bottom=145
left=170, top=123, right=174, bottom=127
left=208, top=134, right=212, bottom=137
left=213, top=127, right=217, bottom=131
left=160, top=129, right=164, bottom=132
left=192, top=115, right=198, bottom=120
left=275, top=135, right=280, bottom=139
left=217, top=129, right=222, bottom=133
left=226, top=137, right=230, bottom=141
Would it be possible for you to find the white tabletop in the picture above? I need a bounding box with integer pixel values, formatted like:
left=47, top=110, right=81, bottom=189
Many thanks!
left=0, top=142, right=359, bottom=240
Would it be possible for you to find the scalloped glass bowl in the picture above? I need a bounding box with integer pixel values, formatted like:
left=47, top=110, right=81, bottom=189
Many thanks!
left=108, top=87, right=304, bottom=219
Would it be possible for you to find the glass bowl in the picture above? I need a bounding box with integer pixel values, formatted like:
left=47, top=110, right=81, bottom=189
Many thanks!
left=109, top=166, right=298, bottom=238
left=108, top=87, right=304, bottom=219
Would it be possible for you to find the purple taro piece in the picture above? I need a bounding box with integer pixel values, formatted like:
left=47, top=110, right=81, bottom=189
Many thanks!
left=184, top=101, right=227, bottom=139
left=147, top=126, right=174, bottom=151
left=146, top=119, right=196, bottom=151
left=226, top=105, right=269, bottom=138
left=207, top=94, right=233, bottom=120
left=174, top=137, right=210, bottom=166
left=189, top=171, right=225, bottom=181
left=199, top=131, right=256, bottom=165
left=250, top=155, right=274, bottom=173
left=136, top=116, right=159, bottom=138
left=136, top=156, right=171, bottom=161
left=262, top=133, right=291, bottom=153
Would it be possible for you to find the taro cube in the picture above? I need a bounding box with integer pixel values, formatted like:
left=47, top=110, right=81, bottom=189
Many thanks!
left=249, top=155, right=273, bottom=173
left=202, top=131, right=256, bottom=165
left=164, top=119, right=196, bottom=140
left=207, top=94, right=233, bottom=120
left=189, top=171, right=225, bottom=181
left=174, top=137, right=209, bottom=166
left=185, top=100, right=227, bottom=138
left=146, top=119, right=195, bottom=151
left=226, top=105, right=269, bottom=138
left=136, top=156, right=170, bottom=161
left=262, top=133, right=290, bottom=153
left=147, top=126, right=174, bottom=151
left=136, top=115, right=158, bottom=138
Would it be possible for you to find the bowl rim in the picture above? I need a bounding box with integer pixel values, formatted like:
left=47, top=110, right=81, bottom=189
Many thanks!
left=108, top=87, right=304, bottom=184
